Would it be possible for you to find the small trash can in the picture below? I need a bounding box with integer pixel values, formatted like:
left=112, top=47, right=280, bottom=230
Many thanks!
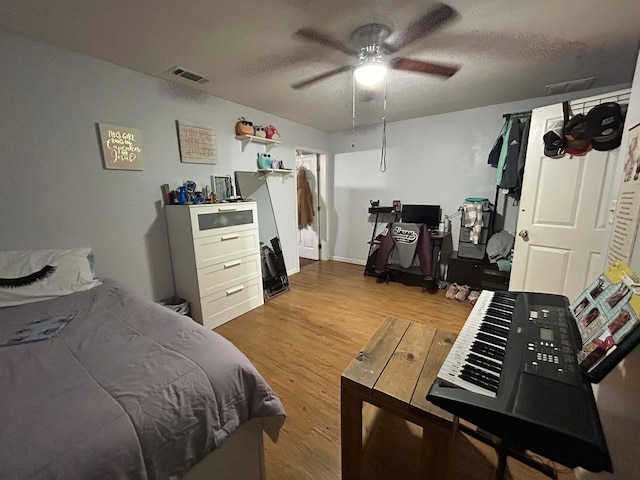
left=157, top=296, right=189, bottom=316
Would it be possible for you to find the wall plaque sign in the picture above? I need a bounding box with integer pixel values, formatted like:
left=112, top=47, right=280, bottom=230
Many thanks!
left=98, top=123, right=143, bottom=170
left=177, top=120, right=217, bottom=164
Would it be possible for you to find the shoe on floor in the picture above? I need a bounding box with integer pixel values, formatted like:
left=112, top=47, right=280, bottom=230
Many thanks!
left=467, top=290, right=481, bottom=302
left=455, top=284, right=471, bottom=301
left=445, top=283, right=459, bottom=299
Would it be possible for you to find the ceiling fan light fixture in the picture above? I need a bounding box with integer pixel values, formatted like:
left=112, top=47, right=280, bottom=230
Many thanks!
left=353, top=45, right=387, bottom=87
left=354, top=58, right=387, bottom=86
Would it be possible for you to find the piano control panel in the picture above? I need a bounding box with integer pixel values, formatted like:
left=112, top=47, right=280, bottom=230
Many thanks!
left=524, top=304, right=581, bottom=386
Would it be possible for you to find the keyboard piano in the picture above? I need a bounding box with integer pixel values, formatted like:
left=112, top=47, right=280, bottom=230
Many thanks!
left=427, top=290, right=612, bottom=473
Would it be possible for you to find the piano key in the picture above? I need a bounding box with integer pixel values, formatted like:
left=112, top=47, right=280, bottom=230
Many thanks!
left=461, top=357, right=502, bottom=381
left=460, top=366, right=500, bottom=392
left=479, top=322, right=509, bottom=338
left=477, top=331, right=507, bottom=348
left=435, top=290, right=511, bottom=398
left=486, top=307, right=513, bottom=321
left=483, top=315, right=512, bottom=329
left=462, top=364, right=501, bottom=387
left=467, top=353, right=502, bottom=374
left=469, top=342, right=504, bottom=364
left=471, top=340, right=505, bottom=361
left=459, top=371, right=498, bottom=394
left=493, top=291, right=516, bottom=301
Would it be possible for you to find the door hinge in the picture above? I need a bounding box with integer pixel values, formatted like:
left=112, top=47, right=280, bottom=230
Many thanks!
left=318, top=244, right=322, bottom=250
left=317, top=205, right=321, bottom=212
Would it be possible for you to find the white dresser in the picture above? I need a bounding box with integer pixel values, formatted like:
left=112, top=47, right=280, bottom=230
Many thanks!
left=165, top=202, right=264, bottom=329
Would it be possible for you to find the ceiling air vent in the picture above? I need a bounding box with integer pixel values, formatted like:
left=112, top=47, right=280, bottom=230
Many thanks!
left=169, top=66, right=209, bottom=84
left=545, top=77, right=595, bottom=96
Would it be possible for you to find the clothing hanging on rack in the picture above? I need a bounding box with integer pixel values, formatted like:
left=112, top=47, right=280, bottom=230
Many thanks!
left=495, top=117, right=518, bottom=187
left=489, top=112, right=532, bottom=197
left=374, top=222, right=433, bottom=276
left=297, top=167, right=315, bottom=228
left=514, top=115, right=531, bottom=196
left=460, top=201, right=485, bottom=244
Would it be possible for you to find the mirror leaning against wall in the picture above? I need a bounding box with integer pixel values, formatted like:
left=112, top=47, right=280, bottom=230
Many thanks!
left=234, top=171, right=290, bottom=300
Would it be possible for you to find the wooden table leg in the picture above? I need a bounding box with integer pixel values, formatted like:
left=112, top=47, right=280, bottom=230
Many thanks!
left=341, top=386, right=363, bottom=480
left=419, top=417, right=457, bottom=480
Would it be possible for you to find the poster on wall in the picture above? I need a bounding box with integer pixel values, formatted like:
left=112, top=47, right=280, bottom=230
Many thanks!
left=177, top=120, right=217, bottom=164
left=606, top=122, right=640, bottom=265
left=570, top=260, right=640, bottom=382
left=97, top=123, right=144, bottom=170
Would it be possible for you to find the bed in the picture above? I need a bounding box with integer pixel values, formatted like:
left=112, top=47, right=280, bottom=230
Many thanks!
left=0, top=248, right=285, bottom=480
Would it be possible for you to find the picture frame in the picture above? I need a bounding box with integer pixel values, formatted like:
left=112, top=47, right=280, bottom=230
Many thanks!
left=97, top=123, right=144, bottom=170
left=212, top=175, right=232, bottom=201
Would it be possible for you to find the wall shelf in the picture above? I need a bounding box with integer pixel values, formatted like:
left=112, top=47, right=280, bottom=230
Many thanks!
left=235, top=134, right=281, bottom=152
left=257, top=168, right=293, bottom=175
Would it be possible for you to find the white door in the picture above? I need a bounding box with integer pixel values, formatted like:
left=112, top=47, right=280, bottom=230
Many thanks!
left=510, top=91, right=627, bottom=301
left=298, top=153, right=320, bottom=260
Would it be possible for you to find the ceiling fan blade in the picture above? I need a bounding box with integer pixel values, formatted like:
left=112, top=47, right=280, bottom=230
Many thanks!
left=390, top=57, right=459, bottom=78
left=291, top=65, right=353, bottom=90
left=295, top=28, right=356, bottom=56
left=383, top=3, right=458, bottom=53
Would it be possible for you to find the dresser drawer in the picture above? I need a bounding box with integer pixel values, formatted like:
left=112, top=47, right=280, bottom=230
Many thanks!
left=189, top=203, right=258, bottom=239
left=197, top=253, right=261, bottom=298
left=194, top=229, right=260, bottom=267
left=200, top=277, right=263, bottom=329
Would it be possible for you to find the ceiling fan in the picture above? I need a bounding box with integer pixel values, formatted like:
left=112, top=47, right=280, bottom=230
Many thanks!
left=291, top=3, right=460, bottom=90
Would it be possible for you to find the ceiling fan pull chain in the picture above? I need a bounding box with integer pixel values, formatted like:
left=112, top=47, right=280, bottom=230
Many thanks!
left=352, top=74, right=356, bottom=148
left=380, top=77, right=388, bottom=172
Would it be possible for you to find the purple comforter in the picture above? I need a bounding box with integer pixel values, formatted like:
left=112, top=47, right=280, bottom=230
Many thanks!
left=0, top=280, right=285, bottom=480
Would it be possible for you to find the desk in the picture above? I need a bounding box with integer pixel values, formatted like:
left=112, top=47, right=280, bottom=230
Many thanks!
left=341, top=317, right=458, bottom=479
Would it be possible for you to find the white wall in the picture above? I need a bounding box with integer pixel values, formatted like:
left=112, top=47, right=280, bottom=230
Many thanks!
left=0, top=31, right=329, bottom=300
left=326, top=85, right=631, bottom=266
left=577, top=49, right=640, bottom=480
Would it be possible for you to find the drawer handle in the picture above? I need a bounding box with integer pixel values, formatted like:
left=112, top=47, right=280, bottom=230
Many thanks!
left=226, top=285, right=244, bottom=295
left=221, top=234, right=239, bottom=241
left=224, top=260, right=242, bottom=269
left=218, top=207, right=237, bottom=212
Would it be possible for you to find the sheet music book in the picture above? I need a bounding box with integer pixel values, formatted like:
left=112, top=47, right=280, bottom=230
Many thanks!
left=570, top=260, right=640, bottom=382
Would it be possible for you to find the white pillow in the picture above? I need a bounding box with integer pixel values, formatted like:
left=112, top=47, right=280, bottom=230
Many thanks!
left=0, top=248, right=102, bottom=307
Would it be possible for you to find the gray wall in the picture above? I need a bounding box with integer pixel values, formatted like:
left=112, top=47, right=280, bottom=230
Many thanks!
left=577, top=48, right=640, bottom=480
left=326, top=85, right=631, bottom=266
left=0, top=31, right=328, bottom=300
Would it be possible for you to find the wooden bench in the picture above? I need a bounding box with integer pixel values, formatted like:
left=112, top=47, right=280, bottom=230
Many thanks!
left=341, top=317, right=458, bottom=479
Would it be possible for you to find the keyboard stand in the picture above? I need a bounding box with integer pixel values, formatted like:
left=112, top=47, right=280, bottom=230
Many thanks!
left=458, top=424, right=557, bottom=480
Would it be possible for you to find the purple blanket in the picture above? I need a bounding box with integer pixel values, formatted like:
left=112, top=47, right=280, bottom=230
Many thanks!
left=0, top=280, right=285, bottom=479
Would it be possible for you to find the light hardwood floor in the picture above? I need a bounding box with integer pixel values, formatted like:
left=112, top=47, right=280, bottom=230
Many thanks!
left=215, top=260, right=577, bottom=480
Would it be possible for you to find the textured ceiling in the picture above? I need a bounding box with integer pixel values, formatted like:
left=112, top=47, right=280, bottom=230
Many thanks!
left=1, top=0, right=639, bottom=132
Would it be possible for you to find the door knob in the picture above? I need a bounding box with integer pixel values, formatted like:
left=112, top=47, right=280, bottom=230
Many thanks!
left=518, top=229, right=529, bottom=241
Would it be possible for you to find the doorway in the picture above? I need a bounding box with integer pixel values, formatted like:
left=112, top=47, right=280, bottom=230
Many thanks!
left=296, top=148, right=328, bottom=265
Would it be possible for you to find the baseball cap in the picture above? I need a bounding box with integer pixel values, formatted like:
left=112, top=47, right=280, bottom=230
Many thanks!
left=564, top=114, right=592, bottom=156
left=587, top=102, right=624, bottom=151
left=543, top=119, right=565, bottom=158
